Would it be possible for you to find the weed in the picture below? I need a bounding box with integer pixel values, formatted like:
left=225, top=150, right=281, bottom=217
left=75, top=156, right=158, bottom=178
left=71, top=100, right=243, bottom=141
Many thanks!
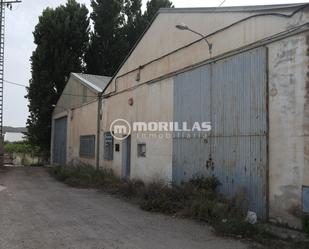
left=50, top=165, right=117, bottom=188
left=140, top=182, right=184, bottom=214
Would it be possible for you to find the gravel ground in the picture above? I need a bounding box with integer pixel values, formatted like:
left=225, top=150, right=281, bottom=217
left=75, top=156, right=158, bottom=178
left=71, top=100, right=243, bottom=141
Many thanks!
left=0, top=167, right=250, bottom=249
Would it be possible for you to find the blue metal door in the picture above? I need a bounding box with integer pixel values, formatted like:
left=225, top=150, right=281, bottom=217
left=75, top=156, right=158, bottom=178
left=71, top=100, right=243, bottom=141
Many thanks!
left=122, top=135, right=131, bottom=179
left=173, top=47, right=268, bottom=218
left=53, top=116, right=67, bottom=165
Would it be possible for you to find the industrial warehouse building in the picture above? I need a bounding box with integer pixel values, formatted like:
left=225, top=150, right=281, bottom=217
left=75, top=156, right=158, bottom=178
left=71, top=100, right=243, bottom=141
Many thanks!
left=51, top=73, right=110, bottom=167
left=52, top=4, right=309, bottom=228
left=100, top=4, right=309, bottom=228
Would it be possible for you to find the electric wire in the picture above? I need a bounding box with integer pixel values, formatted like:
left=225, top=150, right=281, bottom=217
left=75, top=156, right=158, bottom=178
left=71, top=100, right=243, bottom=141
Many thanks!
left=3, top=80, right=97, bottom=98
left=218, top=0, right=226, bottom=7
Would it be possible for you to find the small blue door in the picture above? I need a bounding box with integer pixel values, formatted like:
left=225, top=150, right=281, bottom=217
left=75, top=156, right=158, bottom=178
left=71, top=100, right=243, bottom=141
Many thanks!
left=53, top=116, right=67, bottom=165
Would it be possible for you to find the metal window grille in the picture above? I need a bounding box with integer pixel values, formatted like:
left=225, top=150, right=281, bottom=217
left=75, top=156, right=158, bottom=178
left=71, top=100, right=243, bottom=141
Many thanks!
left=80, top=135, right=95, bottom=157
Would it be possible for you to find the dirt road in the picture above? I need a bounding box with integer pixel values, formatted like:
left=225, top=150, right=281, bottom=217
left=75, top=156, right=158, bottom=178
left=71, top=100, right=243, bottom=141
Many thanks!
left=0, top=167, right=249, bottom=249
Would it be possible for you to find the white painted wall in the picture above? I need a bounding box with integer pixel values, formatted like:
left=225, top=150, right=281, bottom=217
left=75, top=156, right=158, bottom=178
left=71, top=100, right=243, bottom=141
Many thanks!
left=67, top=101, right=98, bottom=167
left=54, top=75, right=97, bottom=115
left=101, top=78, right=173, bottom=182
left=51, top=101, right=98, bottom=167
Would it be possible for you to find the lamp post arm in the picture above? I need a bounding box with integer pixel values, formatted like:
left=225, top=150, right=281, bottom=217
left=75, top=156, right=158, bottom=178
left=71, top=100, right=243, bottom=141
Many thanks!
left=187, top=28, right=212, bottom=53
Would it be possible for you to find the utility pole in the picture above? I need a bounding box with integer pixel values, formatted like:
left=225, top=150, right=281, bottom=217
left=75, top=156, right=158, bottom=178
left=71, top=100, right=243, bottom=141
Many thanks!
left=0, top=0, right=21, bottom=166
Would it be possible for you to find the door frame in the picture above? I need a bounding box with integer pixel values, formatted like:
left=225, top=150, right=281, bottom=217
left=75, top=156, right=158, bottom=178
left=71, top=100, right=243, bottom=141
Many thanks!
left=122, top=135, right=131, bottom=179
left=52, top=116, right=68, bottom=165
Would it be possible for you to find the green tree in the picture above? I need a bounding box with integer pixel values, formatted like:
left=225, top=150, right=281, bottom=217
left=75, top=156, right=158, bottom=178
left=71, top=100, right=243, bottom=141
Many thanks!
left=86, top=0, right=173, bottom=76
left=123, top=0, right=144, bottom=50
left=143, top=0, right=173, bottom=24
left=85, top=0, right=125, bottom=76
left=26, top=0, right=89, bottom=152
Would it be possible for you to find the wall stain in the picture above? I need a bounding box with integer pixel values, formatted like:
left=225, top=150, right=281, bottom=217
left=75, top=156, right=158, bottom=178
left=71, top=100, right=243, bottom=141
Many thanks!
left=304, top=34, right=309, bottom=187
left=305, top=35, right=309, bottom=136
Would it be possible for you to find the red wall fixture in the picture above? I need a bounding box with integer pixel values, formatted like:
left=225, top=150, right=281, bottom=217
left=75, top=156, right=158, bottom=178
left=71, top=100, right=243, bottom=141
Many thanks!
left=128, top=97, right=134, bottom=106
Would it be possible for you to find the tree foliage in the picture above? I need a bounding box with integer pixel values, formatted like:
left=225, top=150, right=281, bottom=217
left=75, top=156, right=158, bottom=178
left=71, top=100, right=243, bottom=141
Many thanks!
left=85, top=0, right=173, bottom=76
left=85, top=0, right=125, bottom=76
left=26, top=0, right=89, bottom=151
left=26, top=0, right=173, bottom=152
left=143, top=0, right=173, bottom=23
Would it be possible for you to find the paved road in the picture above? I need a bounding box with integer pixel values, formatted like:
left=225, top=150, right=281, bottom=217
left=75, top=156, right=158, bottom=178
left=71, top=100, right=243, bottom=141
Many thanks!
left=0, top=167, right=249, bottom=249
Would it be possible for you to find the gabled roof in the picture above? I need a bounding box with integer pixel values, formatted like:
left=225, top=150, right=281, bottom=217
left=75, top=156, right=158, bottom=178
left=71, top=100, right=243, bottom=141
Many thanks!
left=102, top=3, right=309, bottom=94
left=72, top=73, right=111, bottom=93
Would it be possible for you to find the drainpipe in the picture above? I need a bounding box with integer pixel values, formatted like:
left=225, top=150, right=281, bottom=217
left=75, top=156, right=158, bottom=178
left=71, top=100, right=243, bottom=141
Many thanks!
left=96, top=93, right=102, bottom=170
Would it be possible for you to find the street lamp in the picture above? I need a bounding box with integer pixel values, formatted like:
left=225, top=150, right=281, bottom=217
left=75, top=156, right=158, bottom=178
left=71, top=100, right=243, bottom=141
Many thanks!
left=175, top=23, right=213, bottom=54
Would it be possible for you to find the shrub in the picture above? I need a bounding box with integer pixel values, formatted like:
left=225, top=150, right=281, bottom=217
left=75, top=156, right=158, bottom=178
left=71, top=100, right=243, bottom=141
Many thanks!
left=108, top=179, right=145, bottom=198
left=188, top=176, right=221, bottom=191
left=50, top=165, right=117, bottom=188
left=140, top=182, right=185, bottom=214
left=4, top=141, right=40, bottom=154
left=139, top=177, right=223, bottom=217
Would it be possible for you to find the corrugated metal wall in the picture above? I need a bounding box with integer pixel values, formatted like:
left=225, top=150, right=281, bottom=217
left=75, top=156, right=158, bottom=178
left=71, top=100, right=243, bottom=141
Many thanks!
left=53, top=116, right=68, bottom=165
left=173, top=47, right=267, bottom=218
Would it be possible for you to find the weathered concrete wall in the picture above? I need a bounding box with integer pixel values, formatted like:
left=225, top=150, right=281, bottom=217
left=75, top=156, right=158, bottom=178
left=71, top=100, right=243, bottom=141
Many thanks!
left=101, top=78, right=173, bottom=182
left=268, top=33, right=308, bottom=228
left=67, top=101, right=98, bottom=167
left=52, top=72, right=100, bottom=166
left=54, top=75, right=97, bottom=115
left=51, top=101, right=98, bottom=167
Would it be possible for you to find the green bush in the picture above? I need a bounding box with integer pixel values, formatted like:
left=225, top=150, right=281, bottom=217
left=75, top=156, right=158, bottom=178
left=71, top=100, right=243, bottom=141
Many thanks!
left=4, top=141, right=40, bottom=154
left=188, top=176, right=221, bottom=191
left=50, top=165, right=117, bottom=188
left=140, top=182, right=185, bottom=214
left=139, top=176, right=223, bottom=218
left=109, top=179, right=145, bottom=198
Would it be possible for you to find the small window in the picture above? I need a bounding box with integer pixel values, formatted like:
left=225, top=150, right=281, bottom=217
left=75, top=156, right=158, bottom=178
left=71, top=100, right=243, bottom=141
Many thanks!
left=80, top=135, right=95, bottom=158
left=104, top=132, right=114, bottom=160
left=115, top=144, right=120, bottom=152
left=137, top=143, right=146, bottom=157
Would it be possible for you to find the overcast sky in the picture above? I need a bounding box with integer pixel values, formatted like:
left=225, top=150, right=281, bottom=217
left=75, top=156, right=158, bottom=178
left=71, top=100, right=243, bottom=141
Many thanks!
left=4, top=0, right=308, bottom=127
